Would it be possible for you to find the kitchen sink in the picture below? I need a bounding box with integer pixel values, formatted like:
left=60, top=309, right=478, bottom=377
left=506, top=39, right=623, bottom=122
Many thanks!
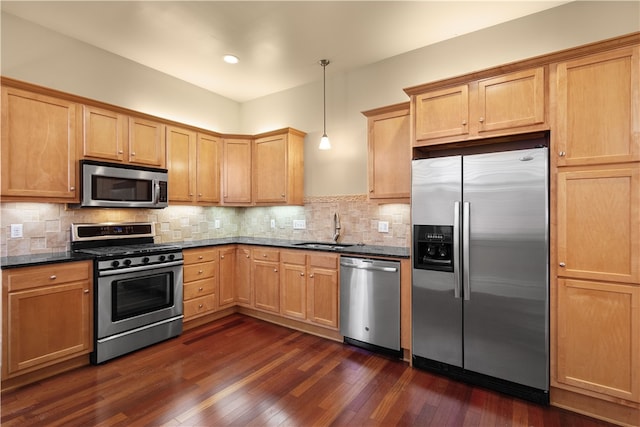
left=293, top=242, right=354, bottom=250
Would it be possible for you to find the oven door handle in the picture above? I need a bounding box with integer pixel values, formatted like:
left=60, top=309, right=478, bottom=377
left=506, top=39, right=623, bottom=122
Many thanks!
left=99, top=260, right=184, bottom=277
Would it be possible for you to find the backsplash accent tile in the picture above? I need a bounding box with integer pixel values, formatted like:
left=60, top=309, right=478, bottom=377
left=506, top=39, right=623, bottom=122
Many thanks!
left=1, top=196, right=410, bottom=257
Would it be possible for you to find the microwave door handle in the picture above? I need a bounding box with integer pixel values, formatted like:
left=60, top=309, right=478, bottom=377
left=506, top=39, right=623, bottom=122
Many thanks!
left=154, top=180, right=160, bottom=205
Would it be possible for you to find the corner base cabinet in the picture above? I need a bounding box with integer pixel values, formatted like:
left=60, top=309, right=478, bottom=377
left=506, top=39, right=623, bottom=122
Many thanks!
left=2, top=261, right=93, bottom=383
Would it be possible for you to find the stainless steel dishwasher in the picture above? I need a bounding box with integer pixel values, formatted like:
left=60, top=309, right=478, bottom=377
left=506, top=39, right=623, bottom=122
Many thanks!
left=340, top=257, right=401, bottom=356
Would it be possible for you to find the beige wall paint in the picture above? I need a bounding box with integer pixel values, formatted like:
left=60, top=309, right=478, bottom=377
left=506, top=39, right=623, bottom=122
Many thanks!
left=2, top=2, right=639, bottom=198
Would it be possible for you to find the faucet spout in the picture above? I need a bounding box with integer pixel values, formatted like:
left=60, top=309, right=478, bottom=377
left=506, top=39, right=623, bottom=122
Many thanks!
left=333, top=212, right=341, bottom=243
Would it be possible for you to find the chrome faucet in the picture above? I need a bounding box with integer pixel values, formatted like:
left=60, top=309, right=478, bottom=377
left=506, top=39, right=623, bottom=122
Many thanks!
left=333, top=212, right=341, bottom=242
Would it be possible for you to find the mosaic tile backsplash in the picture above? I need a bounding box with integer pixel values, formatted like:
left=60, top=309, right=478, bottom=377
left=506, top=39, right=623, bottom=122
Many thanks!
left=1, top=196, right=410, bottom=257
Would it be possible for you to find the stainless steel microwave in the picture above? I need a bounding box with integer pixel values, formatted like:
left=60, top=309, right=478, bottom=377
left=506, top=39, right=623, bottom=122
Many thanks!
left=78, top=160, right=168, bottom=208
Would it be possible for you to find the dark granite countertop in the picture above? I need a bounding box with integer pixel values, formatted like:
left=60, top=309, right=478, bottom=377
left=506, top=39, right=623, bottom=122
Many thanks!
left=1, top=238, right=409, bottom=269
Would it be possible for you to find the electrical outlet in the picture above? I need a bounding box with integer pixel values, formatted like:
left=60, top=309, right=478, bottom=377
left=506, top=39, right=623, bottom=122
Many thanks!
left=270, top=219, right=276, bottom=229
left=293, top=219, right=306, bottom=229
left=214, top=219, right=221, bottom=229
left=378, top=221, right=389, bottom=233
left=10, top=224, right=23, bottom=238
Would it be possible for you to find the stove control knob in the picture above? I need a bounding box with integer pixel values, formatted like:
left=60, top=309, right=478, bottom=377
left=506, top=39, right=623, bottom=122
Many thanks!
left=111, top=260, right=120, bottom=268
left=159, top=255, right=166, bottom=262
left=168, top=254, right=175, bottom=260
left=123, top=259, right=132, bottom=266
left=142, top=257, right=150, bottom=264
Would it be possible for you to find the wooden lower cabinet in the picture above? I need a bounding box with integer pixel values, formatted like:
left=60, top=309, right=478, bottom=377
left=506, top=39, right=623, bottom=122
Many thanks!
left=235, top=246, right=252, bottom=306
left=252, top=248, right=280, bottom=313
left=218, top=246, right=236, bottom=308
left=2, top=261, right=93, bottom=383
left=183, top=247, right=218, bottom=321
left=280, top=251, right=307, bottom=320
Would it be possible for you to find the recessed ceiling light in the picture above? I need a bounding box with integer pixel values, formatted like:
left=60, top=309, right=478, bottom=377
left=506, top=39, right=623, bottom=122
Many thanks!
left=223, top=54, right=239, bottom=64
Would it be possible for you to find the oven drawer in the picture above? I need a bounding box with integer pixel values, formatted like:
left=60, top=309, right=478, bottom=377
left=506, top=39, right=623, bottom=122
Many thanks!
left=184, top=294, right=216, bottom=319
left=183, top=248, right=217, bottom=264
left=184, top=278, right=216, bottom=300
left=4, top=261, right=92, bottom=292
left=184, top=262, right=216, bottom=282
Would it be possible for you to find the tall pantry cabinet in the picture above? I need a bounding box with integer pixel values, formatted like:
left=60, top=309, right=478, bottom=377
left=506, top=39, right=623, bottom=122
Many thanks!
left=551, top=44, right=640, bottom=426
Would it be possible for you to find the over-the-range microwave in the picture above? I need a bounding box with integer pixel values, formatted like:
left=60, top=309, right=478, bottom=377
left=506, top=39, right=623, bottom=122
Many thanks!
left=75, top=160, right=168, bottom=209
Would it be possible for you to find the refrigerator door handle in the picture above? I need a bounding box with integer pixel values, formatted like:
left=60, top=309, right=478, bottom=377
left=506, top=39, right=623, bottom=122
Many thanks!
left=463, top=201, right=471, bottom=300
left=453, top=201, right=461, bottom=299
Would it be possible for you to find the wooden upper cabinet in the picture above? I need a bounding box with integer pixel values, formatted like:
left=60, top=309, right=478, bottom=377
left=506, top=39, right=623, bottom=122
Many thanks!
left=557, top=164, right=639, bottom=284
left=253, top=128, right=305, bottom=206
left=363, top=103, right=411, bottom=201
left=222, top=137, right=252, bottom=205
left=1, top=87, right=79, bottom=202
left=415, top=85, right=469, bottom=143
left=166, top=126, right=196, bottom=203
left=82, top=105, right=126, bottom=162
left=128, top=116, right=166, bottom=168
left=411, top=66, right=548, bottom=146
left=196, top=133, right=221, bottom=204
left=476, top=67, right=546, bottom=134
left=553, top=46, right=640, bottom=166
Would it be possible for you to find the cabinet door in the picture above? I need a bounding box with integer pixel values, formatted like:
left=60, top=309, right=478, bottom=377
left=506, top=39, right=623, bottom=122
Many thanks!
left=252, top=261, right=280, bottom=313
left=222, top=138, right=252, bottom=205
left=235, top=247, right=252, bottom=306
left=477, top=67, right=546, bottom=134
left=254, top=134, right=287, bottom=204
left=82, top=105, right=126, bottom=162
left=218, top=247, right=236, bottom=308
left=414, top=84, right=469, bottom=144
left=167, top=126, right=196, bottom=203
left=128, top=117, right=166, bottom=168
left=196, top=133, right=221, bottom=204
left=308, top=266, right=339, bottom=329
left=366, top=105, right=410, bottom=200
left=554, top=46, right=640, bottom=166
left=4, top=281, right=92, bottom=377
left=1, top=87, right=78, bottom=201
left=556, top=279, right=639, bottom=402
left=280, top=254, right=307, bottom=320
left=557, top=165, right=640, bottom=284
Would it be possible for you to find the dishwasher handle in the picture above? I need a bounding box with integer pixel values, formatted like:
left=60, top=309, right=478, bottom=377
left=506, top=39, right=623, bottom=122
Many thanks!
left=340, top=261, right=398, bottom=273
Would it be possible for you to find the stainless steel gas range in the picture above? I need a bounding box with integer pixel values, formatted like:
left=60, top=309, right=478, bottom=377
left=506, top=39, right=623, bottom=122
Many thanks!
left=71, top=222, right=183, bottom=364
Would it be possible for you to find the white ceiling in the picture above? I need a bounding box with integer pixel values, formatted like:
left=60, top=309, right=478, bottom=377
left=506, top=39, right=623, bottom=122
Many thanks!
left=1, top=1, right=568, bottom=102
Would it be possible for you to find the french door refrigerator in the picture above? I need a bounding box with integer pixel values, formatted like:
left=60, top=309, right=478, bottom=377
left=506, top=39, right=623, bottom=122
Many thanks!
left=411, top=146, right=549, bottom=404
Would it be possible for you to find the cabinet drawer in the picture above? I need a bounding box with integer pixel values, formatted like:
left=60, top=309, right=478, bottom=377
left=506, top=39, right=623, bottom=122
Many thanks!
left=252, top=248, right=279, bottom=262
left=184, top=262, right=216, bottom=282
left=184, top=294, right=216, bottom=319
left=310, top=253, right=338, bottom=269
left=281, top=251, right=306, bottom=265
left=184, top=278, right=216, bottom=300
left=4, top=261, right=92, bottom=292
left=183, top=248, right=217, bottom=264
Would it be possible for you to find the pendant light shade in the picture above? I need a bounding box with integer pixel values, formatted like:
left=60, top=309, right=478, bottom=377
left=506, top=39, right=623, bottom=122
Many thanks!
left=319, top=59, right=331, bottom=150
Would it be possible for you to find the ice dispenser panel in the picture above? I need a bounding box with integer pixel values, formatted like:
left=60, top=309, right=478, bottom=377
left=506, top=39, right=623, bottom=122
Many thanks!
left=413, top=225, right=454, bottom=272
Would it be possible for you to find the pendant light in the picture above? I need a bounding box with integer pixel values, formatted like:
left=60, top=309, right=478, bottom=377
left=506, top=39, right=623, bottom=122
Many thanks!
left=319, top=59, right=331, bottom=150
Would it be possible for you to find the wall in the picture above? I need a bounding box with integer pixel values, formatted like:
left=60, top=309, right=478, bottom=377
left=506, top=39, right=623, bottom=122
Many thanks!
left=0, top=198, right=410, bottom=257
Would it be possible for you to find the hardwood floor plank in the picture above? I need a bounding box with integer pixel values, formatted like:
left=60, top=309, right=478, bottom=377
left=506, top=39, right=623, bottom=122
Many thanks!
left=1, top=314, right=617, bottom=427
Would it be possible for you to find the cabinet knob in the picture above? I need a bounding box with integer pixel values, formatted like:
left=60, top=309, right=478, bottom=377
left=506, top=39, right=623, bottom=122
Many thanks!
left=199, top=304, right=203, bottom=308
left=559, top=262, right=566, bottom=267
left=369, top=189, right=374, bottom=193
left=559, top=151, right=566, bottom=157
left=118, top=150, right=124, bottom=154
left=199, top=287, right=203, bottom=291
left=300, top=272, right=305, bottom=277
left=221, top=255, right=225, bottom=259
left=479, top=117, right=485, bottom=123
left=198, top=193, right=203, bottom=197
left=198, top=255, right=203, bottom=259
left=246, top=255, right=250, bottom=258
left=50, top=275, right=57, bottom=280
left=462, top=120, right=467, bottom=125
left=274, top=268, right=278, bottom=273
left=281, top=194, right=285, bottom=198
left=69, top=186, right=75, bottom=191
left=84, top=289, right=89, bottom=294
left=131, top=152, right=136, bottom=156
left=309, top=274, right=314, bottom=278
left=190, top=193, right=194, bottom=196
left=263, top=254, right=267, bottom=257
left=198, top=269, right=203, bottom=274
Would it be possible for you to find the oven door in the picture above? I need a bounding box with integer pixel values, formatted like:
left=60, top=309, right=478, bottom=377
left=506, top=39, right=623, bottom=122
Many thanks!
left=97, top=262, right=183, bottom=339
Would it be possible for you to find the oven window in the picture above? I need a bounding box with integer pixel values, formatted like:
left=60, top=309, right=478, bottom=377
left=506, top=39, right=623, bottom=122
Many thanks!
left=92, top=175, right=152, bottom=202
left=112, top=273, right=174, bottom=321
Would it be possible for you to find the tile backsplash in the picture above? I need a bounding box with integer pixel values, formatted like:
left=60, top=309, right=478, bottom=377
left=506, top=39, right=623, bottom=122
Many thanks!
left=1, top=195, right=410, bottom=257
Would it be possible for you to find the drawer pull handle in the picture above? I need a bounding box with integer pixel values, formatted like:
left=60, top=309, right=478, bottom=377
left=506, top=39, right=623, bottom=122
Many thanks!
left=199, top=287, right=203, bottom=291
left=50, top=275, right=57, bottom=280
left=198, top=270, right=203, bottom=274
left=309, top=274, right=314, bottom=278
left=198, top=304, right=203, bottom=308
left=221, top=255, right=225, bottom=259
left=198, top=256, right=204, bottom=259
left=559, top=262, right=566, bottom=267
left=274, top=268, right=278, bottom=273
left=263, top=254, right=267, bottom=257
left=300, top=272, right=305, bottom=277
left=84, top=289, right=89, bottom=294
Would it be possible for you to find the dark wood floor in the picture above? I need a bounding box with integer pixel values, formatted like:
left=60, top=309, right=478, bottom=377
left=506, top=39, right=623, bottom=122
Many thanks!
left=2, top=314, right=614, bottom=426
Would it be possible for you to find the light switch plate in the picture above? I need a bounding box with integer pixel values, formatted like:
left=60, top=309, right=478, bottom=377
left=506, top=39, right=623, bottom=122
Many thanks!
left=378, top=221, right=389, bottom=233
left=10, top=224, right=23, bottom=238
left=293, top=219, right=306, bottom=229
left=214, top=219, right=221, bottom=229
left=270, top=219, right=276, bottom=229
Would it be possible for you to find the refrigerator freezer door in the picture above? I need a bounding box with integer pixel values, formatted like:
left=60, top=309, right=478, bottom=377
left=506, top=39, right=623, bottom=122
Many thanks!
left=462, top=147, right=549, bottom=390
left=411, top=156, right=463, bottom=367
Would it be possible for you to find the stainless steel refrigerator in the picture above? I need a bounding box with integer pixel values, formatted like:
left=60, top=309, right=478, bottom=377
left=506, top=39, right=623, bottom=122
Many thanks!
left=411, top=146, right=549, bottom=404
